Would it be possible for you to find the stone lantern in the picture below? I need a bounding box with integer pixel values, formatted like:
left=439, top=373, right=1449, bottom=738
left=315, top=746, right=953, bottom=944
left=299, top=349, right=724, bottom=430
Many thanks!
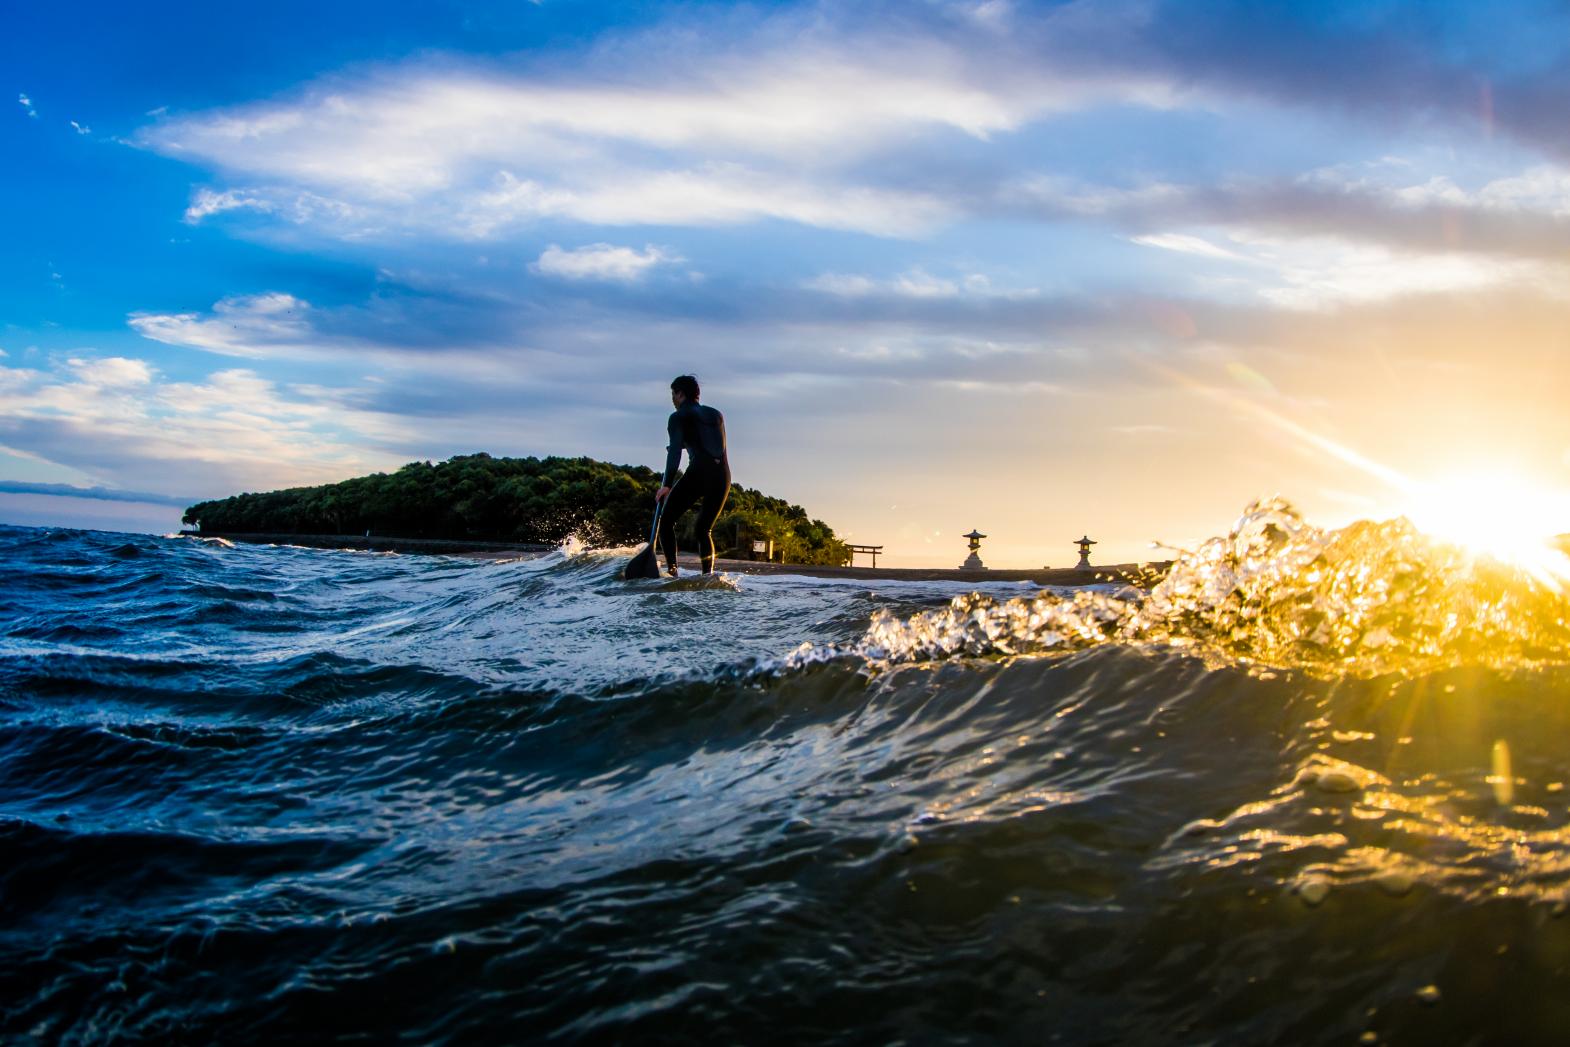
left=960, top=529, right=988, bottom=571
left=1074, top=535, right=1097, bottom=570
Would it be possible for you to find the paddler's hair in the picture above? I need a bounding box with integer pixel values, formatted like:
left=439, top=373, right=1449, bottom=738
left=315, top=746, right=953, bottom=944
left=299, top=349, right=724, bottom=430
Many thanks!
left=670, top=375, right=700, bottom=401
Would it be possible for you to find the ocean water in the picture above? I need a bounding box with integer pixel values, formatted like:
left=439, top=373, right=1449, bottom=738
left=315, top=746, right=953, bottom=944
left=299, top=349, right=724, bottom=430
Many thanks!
left=4, top=500, right=1570, bottom=1044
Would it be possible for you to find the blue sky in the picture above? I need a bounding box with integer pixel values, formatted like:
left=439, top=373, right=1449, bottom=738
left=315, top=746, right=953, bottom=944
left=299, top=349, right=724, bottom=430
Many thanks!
left=6, top=0, right=1570, bottom=566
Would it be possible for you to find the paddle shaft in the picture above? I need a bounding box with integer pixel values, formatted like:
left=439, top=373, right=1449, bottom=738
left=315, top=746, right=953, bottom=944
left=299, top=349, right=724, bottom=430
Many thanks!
left=648, top=494, right=667, bottom=548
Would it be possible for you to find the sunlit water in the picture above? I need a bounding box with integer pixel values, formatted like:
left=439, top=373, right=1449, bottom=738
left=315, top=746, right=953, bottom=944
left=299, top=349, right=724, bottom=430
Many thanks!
left=4, top=503, right=1570, bottom=1043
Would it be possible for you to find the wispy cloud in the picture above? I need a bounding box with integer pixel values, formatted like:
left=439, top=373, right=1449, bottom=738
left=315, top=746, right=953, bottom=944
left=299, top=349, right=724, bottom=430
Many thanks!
left=452, top=167, right=953, bottom=237
left=1013, top=169, right=1570, bottom=262
left=183, top=187, right=272, bottom=222
left=17, top=93, right=36, bottom=118
left=1131, top=233, right=1247, bottom=261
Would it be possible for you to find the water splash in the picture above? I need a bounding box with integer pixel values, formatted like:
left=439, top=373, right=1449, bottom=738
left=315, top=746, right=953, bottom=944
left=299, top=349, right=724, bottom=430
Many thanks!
left=789, top=498, right=1570, bottom=677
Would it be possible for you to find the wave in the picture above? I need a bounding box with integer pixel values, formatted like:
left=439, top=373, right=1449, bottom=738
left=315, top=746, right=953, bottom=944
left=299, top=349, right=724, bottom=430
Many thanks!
left=6, top=510, right=1570, bottom=1042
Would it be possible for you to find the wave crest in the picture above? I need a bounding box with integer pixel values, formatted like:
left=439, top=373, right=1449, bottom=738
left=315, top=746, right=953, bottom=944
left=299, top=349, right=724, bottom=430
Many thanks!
left=790, top=498, right=1570, bottom=677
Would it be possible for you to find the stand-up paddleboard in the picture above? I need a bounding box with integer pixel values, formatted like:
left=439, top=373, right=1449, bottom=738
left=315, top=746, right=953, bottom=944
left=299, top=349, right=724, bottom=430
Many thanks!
left=624, top=497, right=667, bottom=579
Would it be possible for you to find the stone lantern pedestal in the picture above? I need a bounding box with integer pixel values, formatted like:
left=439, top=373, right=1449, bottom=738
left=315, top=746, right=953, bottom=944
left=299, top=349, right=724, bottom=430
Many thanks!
left=960, top=529, right=988, bottom=570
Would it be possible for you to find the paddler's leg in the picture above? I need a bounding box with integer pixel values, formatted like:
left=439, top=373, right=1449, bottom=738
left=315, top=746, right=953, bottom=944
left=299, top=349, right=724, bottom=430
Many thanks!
left=694, top=463, right=731, bottom=573
left=658, top=472, right=702, bottom=575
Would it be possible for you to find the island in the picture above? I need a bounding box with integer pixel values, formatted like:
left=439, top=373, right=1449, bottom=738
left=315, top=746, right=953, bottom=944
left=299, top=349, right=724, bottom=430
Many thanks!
left=183, top=453, right=851, bottom=566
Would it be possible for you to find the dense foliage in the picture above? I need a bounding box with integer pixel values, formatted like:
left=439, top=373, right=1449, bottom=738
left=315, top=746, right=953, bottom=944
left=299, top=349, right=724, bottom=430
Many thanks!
left=184, top=453, right=851, bottom=565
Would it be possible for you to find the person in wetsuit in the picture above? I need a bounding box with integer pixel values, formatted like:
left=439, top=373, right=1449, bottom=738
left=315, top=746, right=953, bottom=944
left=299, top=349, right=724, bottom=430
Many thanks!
left=656, top=374, right=730, bottom=576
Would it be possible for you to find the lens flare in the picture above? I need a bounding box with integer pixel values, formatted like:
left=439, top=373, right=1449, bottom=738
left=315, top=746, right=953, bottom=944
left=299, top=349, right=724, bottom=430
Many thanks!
left=1399, top=471, right=1570, bottom=589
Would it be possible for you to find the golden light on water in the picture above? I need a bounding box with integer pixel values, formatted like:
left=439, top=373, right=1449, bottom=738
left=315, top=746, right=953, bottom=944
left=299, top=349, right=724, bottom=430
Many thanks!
left=1398, top=471, right=1570, bottom=589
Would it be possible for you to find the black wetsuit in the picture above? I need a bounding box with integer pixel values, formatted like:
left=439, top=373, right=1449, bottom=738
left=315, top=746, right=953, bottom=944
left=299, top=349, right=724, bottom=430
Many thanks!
left=659, top=401, right=730, bottom=573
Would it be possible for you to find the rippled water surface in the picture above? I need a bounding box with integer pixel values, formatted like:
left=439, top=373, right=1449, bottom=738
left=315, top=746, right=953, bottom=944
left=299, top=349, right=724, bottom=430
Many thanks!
left=5, top=507, right=1570, bottom=1044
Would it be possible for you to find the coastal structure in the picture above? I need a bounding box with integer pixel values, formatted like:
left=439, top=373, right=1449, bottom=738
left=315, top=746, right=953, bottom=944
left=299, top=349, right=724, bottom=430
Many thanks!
left=960, top=529, right=987, bottom=571
left=1075, top=535, right=1097, bottom=570
left=846, top=543, right=883, bottom=568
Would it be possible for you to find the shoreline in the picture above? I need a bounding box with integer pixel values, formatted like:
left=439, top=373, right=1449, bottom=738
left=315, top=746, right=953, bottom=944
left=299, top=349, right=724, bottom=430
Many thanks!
left=692, top=555, right=1170, bottom=587
left=184, top=531, right=1170, bottom=586
left=183, top=531, right=557, bottom=556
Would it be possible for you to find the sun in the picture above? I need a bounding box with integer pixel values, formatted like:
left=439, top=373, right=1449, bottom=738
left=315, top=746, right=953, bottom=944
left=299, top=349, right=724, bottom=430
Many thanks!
left=1398, top=470, right=1570, bottom=588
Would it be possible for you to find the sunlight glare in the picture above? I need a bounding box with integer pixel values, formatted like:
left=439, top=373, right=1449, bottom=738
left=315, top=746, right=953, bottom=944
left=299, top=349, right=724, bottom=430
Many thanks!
left=1400, top=471, right=1570, bottom=588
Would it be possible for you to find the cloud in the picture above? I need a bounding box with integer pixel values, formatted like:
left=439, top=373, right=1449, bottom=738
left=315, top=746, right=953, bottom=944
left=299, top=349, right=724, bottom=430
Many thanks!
left=182, top=185, right=369, bottom=229
left=0, top=480, right=191, bottom=507
left=1131, top=233, right=1247, bottom=261
left=0, top=353, right=410, bottom=497
left=125, top=282, right=537, bottom=365
left=130, top=292, right=314, bottom=358
left=184, top=187, right=274, bottom=223
left=532, top=243, right=678, bottom=282
left=452, top=167, right=953, bottom=238
left=23, top=276, right=1570, bottom=535
left=1013, top=169, right=1570, bottom=263
left=140, top=44, right=1092, bottom=176
left=132, top=6, right=1184, bottom=240
left=1125, top=216, right=1566, bottom=310
left=111, top=273, right=1124, bottom=440
left=120, top=0, right=1570, bottom=259
left=69, top=120, right=90, bottom=135
left=67, top=356, right=154, bottom=387
left=17, top=93, right=36, bottom=118
left=1237, top=235, right=1555, bottom=310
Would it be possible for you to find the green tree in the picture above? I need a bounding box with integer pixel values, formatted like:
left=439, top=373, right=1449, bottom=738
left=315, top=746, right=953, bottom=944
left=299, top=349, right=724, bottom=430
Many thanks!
left=183, top=453, right=849, bottom=564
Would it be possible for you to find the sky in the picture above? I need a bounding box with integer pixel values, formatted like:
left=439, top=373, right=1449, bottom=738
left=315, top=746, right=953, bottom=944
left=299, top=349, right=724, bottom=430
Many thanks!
left=5, top=0, right=1570, bottom=568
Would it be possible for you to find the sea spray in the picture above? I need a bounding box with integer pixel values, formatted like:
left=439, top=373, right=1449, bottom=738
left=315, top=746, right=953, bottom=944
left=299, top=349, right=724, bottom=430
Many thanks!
left=781, top=497, right=1570, bottom=679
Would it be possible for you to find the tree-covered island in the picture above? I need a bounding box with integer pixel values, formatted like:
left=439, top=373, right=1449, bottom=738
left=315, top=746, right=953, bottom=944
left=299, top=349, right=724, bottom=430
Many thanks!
left=183, top=453, right=851, bottom=566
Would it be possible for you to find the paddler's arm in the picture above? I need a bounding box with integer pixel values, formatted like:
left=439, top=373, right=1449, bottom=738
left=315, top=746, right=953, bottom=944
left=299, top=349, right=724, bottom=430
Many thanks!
left=657, top=411, right=682, bottom=501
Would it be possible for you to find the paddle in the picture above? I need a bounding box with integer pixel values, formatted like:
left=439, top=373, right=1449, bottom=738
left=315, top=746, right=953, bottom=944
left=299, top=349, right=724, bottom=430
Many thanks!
left=623, top=493, right=668, bottom=579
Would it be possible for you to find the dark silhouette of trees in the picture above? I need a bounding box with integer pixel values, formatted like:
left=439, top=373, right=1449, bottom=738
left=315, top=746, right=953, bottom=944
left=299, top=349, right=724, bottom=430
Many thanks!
left=183, top=453, right=850, bottom=565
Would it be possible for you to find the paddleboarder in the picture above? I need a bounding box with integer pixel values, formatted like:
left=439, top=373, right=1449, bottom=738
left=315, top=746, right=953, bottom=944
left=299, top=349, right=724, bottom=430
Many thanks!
left=656, top=375, right=730, bottom=576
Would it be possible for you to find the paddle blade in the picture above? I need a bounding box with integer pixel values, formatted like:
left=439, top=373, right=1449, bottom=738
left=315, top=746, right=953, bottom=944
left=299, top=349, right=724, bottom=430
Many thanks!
left=623, top=542, right=662, bottom=580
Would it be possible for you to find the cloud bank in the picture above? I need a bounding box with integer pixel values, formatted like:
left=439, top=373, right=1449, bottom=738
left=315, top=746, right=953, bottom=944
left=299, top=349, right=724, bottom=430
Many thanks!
left=0, top=480, right=192, bottom=507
